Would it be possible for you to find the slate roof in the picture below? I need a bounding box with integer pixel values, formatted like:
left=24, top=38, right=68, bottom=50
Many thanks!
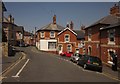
left=74, top=30, right=85, bottom=40
left=86, top=15, right=120, bottom=29
left=24, top=31, right=33, bottom=36
left=37, top=23, right=65, bottom=32
left=100, top=22, right=120, bottom=30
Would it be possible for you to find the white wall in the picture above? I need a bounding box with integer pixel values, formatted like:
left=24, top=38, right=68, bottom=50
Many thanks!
left=40, top=39, right=57, bottom=51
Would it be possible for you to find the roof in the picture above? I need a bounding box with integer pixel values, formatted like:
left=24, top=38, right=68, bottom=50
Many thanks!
left=58, top=27, right=85, bottom=40
left=37, top=23, right=65, bottom=32
left=2, top=2, right=7, bottom=11
left=58, top=27, right=77, bottom=36
left=74, top=30, right=85, bottom=40
left=100, top=22, right=120, bottom=30
left=86, top=15, right=120, bottom=29
left=24, top=31, right=33, bottom=36
left=15, top=26, right=24, bottom=32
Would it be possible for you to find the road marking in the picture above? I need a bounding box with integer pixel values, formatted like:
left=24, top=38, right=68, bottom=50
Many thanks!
left=12, top=59, right=30, bottom=78
left=102, top=72, right=120, bottom=81
left=0, top=76, right=7, bottom=81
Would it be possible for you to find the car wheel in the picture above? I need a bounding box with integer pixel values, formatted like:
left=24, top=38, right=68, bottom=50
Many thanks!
left=83, top=64, right=87, bottom=69
left=98, top=69, right=102, bottom=73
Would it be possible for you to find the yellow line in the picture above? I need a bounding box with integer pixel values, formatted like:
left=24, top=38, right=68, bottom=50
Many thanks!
left=102, top=72, right=120, bottom=81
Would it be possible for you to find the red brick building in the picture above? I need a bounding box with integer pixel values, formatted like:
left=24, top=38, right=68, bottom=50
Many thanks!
left=57, top=22, right=85, bottom=55
left=100, top=23, right=120, bottom=68
left=84, top=4, right=120, bottom=67
left=24, top=31, right=34, bottom=46
left=36, top=15, right=65, bottom=53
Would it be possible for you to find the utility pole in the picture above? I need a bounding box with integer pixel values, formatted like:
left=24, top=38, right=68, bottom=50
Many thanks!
left=35, top=27, right=36, bottom=46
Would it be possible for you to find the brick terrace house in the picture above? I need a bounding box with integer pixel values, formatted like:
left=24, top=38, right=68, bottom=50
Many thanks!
left=57, top=21, right=85, bottom=54
left=24, top=31, right=34, bottom=46
left=3, top=15, right=17, bottom=46
left=100, top=23, right=120, bottom=68
left=36, top=15, right=65, bottom=53
left=15, top=26, right=24, bottom=46
left=84, top=4, right=120, bottom=67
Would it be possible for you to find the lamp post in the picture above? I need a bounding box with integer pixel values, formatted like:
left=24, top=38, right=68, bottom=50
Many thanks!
left=19, top=32, right=22, bottom=51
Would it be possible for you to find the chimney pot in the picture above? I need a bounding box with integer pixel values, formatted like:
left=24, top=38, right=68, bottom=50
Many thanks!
left=53, top=15, right=56, bottom=24
left=70, top=21, right=73, bottom=30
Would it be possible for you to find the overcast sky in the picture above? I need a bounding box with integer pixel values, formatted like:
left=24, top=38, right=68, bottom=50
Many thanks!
left=4, top=2, right=117, bottom=32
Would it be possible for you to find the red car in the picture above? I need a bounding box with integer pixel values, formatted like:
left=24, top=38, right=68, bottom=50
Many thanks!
left=60, top=52, right=73, bottom=57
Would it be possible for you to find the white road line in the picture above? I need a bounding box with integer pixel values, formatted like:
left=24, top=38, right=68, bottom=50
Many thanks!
left=12, top=59, right=30, bottom=78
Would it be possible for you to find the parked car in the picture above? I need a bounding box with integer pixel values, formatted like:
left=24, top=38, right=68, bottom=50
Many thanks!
left=70, top=53, right=82, bottom=63
left=60, top=52, right=73, bottom=57
left=77, top=55, right=102, bottom=72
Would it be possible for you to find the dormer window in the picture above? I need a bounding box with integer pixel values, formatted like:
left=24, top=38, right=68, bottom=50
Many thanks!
left=50, top=31, right=55, bottom=38
left=108, top=29, right=115, bottom=45
left=65, top=34, right=70, bottom=42
left=41, top=31, right=44, bottom=38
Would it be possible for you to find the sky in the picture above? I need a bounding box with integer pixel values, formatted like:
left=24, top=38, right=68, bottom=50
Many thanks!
left=4, top=2, right=117, bottom=32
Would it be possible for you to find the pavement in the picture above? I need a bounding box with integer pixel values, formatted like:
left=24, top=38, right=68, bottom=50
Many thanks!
left=1, top=48, right=24, bottom=75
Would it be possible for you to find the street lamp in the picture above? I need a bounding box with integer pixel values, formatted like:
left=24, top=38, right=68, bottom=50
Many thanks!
left=19, top=32, right=22, bottom=49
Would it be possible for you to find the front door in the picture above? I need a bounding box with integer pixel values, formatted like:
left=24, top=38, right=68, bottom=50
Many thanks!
left=58, top=45, right=63, bottom=54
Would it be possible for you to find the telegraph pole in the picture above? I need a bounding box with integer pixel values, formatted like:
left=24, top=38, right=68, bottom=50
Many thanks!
left=35, top=27, right=36, bottom=46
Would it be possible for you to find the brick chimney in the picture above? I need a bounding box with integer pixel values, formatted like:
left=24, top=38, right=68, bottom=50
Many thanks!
left=8, top=14, right=12, bottom=23
left=110, top=4, right=120, bottom=16
left=66, top=22, right=69, bottom=28
left=70, top=21, right=73, bottom=30
left=80, top=24, right=85, bottom=33
left=53, top=15, right=56, bottom=24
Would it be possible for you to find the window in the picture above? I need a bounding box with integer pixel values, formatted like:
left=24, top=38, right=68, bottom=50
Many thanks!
left=65, top=34, right=70, bottom=42
left=48, top=42, right=56, bottom=49
left=50, top=31, right=55, bottom=38
left=108, top=29, right=115, bottom=44
left=88, top=29, right=92, bottom=41
left=67, top=45, right=72, bottom=52
left=40, top=32, right=44, bottom=38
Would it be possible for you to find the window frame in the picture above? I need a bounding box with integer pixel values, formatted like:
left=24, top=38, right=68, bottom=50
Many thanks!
left=67, top=44, right=72, bottom=52
left=108, top=29, right=115, bottom=45
left=50, top=31, right=55, bottom=38
left=40, top=31, right=45, bottom=38
left=64, top=34, right=70, bottom=42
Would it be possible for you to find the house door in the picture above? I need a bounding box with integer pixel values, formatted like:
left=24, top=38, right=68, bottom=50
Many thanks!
left=88, top=46, right=92, bottom=55
left=58, top=45, right=63, bottom=54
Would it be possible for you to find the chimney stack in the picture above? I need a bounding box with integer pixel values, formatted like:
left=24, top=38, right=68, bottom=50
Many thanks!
left=110, top=3, right=120, bottom=16
left=70, top=21, right=73, bottom=30
left=8, top=14, right=12, bottom=23
left=66, top=22, right=69, bottom=28
left=53, top=15, right=56, bottom=24
left=80, top=24, right=85, bottom=33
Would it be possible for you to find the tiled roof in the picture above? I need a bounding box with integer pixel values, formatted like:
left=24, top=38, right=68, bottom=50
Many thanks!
left=86, top=15, right=120, bottom=29
left=74, top=30, right=85, bottom=40
left=24, top=31, right=33, bottom=36
left=37, top=23, right=65, bottom=32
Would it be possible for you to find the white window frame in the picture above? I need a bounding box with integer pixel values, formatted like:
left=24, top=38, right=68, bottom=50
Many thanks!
left=108, top=29, right=115, bottom=45
left=67, top=44, right=72, bottom=52
left=64, top=34, right=70, bottom=42
left=40, top=31, right=45, bottom=38
left=50, top=31, right=55, bottom=38
left=48, top=42, right=56, bottom=50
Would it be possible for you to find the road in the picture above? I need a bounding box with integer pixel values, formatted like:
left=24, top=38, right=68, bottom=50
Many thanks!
left=2, top=46, right=119, bottom=82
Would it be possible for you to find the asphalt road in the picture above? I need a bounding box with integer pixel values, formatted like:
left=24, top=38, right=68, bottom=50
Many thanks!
left=2, top=46, right=119, bottom=82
